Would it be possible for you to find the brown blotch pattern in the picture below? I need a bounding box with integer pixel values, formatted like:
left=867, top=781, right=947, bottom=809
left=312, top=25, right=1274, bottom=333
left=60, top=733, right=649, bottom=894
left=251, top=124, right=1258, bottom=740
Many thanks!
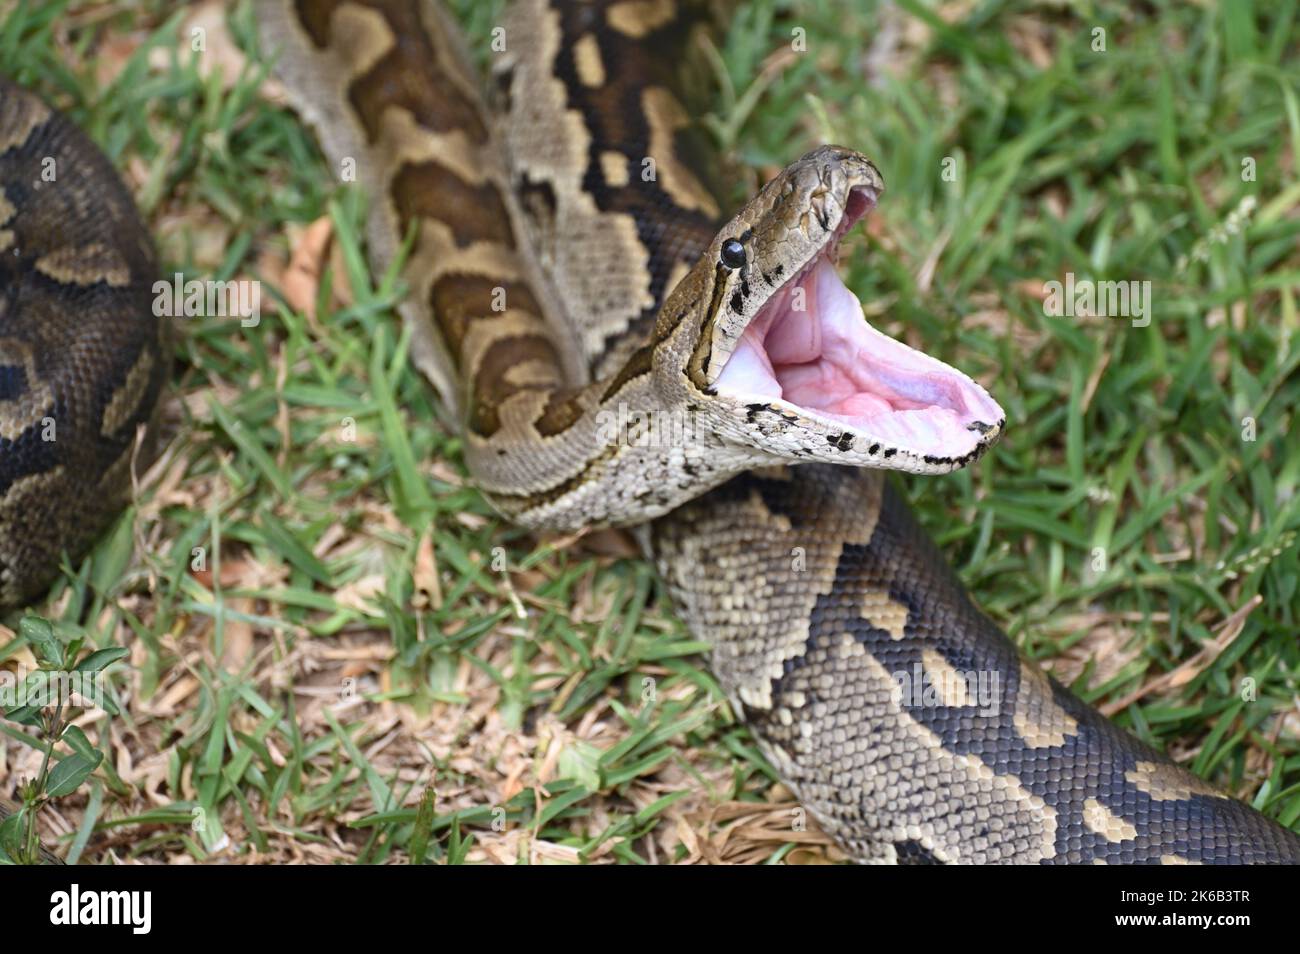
left=391, top=161, right=515, bottom=251
left=295, top=0, right=490, bottom=145
left=532, top=389, right=588, bottom=438
left=469, top=333, right=563, bottom=438
left=428, top=273, right=543, bottom=360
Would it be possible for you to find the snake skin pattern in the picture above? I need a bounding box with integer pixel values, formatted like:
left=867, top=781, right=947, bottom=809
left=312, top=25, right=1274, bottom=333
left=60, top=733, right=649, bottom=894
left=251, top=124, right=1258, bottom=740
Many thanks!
left=0, top=78, right=166, bottom=607
left=656, top=468, right=1300, bottom=863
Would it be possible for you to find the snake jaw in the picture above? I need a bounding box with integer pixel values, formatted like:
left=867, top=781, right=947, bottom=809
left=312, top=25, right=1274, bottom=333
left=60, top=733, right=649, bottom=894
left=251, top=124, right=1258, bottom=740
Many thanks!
left=713, top=191, right=1005, bottom=473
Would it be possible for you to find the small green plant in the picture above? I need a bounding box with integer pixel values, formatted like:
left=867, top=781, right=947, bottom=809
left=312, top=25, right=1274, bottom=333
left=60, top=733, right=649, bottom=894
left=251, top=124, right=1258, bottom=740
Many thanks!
left=0, top=615, right=127, bottom=865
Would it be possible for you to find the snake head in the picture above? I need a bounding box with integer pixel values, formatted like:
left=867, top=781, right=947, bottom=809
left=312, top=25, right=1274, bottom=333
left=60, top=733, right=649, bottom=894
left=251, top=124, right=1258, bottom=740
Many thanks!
left=662, top=145, right=1004, bottom=475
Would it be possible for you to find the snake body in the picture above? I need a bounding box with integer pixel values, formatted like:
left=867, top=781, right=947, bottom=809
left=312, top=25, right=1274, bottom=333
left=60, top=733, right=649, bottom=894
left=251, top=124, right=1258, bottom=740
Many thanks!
left=0, top=79, right=166, bottom=607
left=2, top=0, right=1298, bottom=863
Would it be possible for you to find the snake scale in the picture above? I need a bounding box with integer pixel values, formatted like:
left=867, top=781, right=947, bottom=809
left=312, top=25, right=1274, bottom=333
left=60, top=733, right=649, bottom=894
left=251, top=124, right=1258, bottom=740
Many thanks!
left=1, top=0, right=1298, bottom=863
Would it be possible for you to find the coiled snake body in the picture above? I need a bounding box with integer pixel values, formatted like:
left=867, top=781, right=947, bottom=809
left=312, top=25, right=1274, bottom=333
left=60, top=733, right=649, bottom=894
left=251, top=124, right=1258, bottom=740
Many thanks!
left=0, top=80, right=166, bottom=607
left=3, top=0, right=1298, bottom=863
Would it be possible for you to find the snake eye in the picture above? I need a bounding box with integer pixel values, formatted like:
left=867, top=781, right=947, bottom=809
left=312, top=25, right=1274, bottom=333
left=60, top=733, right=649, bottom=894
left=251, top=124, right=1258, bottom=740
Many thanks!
left=719, top=239, right=746, bottom=270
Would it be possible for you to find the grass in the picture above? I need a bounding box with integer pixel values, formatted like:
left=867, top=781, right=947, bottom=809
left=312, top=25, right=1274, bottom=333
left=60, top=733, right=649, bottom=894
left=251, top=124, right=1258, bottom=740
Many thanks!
left=1, top=0, right=1298, bottom=862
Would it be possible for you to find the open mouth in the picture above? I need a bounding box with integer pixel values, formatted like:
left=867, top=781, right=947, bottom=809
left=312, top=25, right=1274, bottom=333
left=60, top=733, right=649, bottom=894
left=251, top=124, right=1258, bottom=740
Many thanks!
left=714, top=188, right=1004, bottom=462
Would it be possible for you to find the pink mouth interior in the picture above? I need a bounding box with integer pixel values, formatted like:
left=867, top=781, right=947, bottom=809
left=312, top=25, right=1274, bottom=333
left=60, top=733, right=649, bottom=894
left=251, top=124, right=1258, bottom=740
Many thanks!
left=714, top=195, right=1003, bottom=458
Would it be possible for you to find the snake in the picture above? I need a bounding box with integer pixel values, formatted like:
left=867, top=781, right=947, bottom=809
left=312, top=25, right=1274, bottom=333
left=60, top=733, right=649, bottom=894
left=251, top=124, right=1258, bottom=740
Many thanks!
left=2, top=0, right=1298, bottom=863
left=0, top=78, right=166, bottom=608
